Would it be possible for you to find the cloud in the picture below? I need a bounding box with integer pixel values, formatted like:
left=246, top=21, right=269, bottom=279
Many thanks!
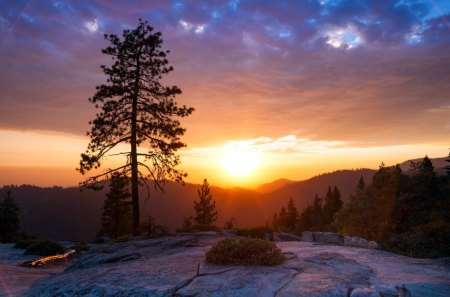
left=84, top=19, right=99, bottom=33
left=184, top=135, right=346, bottom=158
left=0, top=0, right=449, bottom=148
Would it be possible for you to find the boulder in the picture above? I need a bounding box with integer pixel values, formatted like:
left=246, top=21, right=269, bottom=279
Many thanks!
left=368, top=241, right=380, bottom=250
left=301, top=231, right=314, bottom=242
left=313, top=232, right=324, bottom=243
left=322, top=232, right=344, bottom=245
left=273, top=232, right=302, bottom=242
left=350, top=288, right=379, bottom=297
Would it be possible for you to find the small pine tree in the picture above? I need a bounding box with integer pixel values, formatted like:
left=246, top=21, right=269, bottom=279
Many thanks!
left=445, top=149, right=450, bottom=177
left=285, top=198, right=299, bottom=231
left=277, top=207, right=287, bottom=230
left=357, top=176, right=365, bottom=192
left=0, top=189, right=20, bottom=242
left=100, top=173, right=132, bottom=239
left=323, top=185, right=343, bottom=227
left=194, top=179, right=218, bottom=225
left=272, top=213, right=279, bottom=229
left=311, top=195, right=324, bottom=230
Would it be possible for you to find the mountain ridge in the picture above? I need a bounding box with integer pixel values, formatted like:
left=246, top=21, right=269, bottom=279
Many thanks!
left=1, top=156, right=446, bottom=241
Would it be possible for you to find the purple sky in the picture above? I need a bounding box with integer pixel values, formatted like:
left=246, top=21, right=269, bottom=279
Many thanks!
left=0, top=0, right=449, bottom=148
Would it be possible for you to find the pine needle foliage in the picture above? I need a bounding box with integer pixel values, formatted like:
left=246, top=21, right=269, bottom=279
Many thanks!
left=194, top=179, right=218, bottom=225
left=100, top=173, right=132, bottom=239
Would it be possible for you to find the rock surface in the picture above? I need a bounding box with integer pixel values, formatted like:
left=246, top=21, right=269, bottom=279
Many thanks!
left=0, top=233, right=449, bottom=297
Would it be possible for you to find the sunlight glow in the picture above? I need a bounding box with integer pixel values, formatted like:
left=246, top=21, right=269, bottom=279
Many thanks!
left=220, top=147, right=260, bottom=177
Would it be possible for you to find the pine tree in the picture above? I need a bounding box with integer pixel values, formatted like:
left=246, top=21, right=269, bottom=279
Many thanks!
left=78, top=19, right=194, bottom=235
left=0, top=189, right=20, bottom=242
left=297, top=205, right=313, bottom=233
left=194, top=179, right=218, bottom=225
left=100, top=173, right=132, bottom=239
left=285, top=197, right=299, bottom=231
left=277, top=207, right=287, bottom=230
left=311, top=195, right=324, bottom=230
left=323, top=185, right=343, bottom=227
left=445, top=149, right=450, bottom=177
left=272, top=213, right=279, bottom=229
left=357, top=176, right=365, bottom=192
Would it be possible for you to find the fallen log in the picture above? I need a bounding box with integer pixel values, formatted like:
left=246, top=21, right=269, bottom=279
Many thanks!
left=21, top=249, right=77, bottom=268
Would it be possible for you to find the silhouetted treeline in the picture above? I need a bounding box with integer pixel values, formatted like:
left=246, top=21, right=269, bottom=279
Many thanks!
left=272, top=155, right=450, bottom=258
left=0, top=189, right=20, bottom=242
left=334, top=156, right=450, bottom=258
left=272, top=185, right=343, bottom=233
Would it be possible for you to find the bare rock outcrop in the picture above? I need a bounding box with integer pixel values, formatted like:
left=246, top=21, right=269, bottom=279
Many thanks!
left=0, top=232, right=448, bottom=297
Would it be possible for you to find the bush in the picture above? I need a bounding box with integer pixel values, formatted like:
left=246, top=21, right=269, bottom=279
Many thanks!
left=72, top=241, right=90, bottom=252
left=177, top=224, right=221, bottom=233
left=382, top=221, right=450, bottom=258
left=206, top=238, right=286, bottom=266
left=14, top=238, right=40, bottom=249
left=236, top=226, right=275, bottom=239
left=24, top=240, right=67, bottom=256
left=112, top=235, right=131, bottom=243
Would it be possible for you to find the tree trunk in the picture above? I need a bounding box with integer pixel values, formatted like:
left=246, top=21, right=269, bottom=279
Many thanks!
left=131, top=95, right=140, bottom=235
left=131, top=52, right=142, bottom=236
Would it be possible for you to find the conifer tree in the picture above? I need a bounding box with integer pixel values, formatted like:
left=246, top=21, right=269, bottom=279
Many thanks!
left=311, top=195, right=324, bottom=230
left=0, top=189, right=20, bottom=242
left=445, top=149, right=450, bottom=177
left=100, top=173, right=132, bottom=239
left=285, top=197, right=299, bottom=231
left=323, top=185, right=343, bottom=226
left=78, top=19, right=194, bottom=235
left=194, top=179, right=218, bottom=225
left=277, top=206, right=288, bottom=230
left=356, top=176, right=365, bottom=192
left=272, top=213, right=279, bottom=229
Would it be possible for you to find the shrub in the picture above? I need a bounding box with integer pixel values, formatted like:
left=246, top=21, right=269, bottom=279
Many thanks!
left=14, top=238, right=40, bottom=249
left=206, top=238, right=286, bottom=266
left=236, top=226, right=275, bottom=239
left=382, top=221, right=450, bottom=258
left=72, top=241, right=90, bottom=252
left=177, top=224, right=221, bottom=233
left=112, top=235, right=131, bottom=243
left=24, top=240, right=67, bottom=256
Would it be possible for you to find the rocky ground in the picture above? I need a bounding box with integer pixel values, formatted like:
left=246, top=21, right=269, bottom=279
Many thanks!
left=0, top=244, right=68, bottom=297
left=1, top=232, right=449, bottom=296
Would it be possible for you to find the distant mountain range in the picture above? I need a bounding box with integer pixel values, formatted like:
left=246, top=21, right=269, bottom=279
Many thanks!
left=1, top=156, right=447, bottom=241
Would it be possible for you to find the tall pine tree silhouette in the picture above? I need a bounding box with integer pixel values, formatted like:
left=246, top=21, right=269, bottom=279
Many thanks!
left=78, top=19, right=194, bottom=235
left=194, top=179, right=218, bottom=225
left=0, top=189, right=20, bottom=242
left=100, top=173, right=132, bottom=239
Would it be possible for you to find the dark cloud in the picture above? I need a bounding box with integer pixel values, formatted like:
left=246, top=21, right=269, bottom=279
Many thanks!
left=0, top=0, right=449, bottom=146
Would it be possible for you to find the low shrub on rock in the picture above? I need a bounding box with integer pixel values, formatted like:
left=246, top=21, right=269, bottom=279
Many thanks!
left=177, top=224, right=222, bottom=233
left=14, top=238, right=40, bottom=249
left=24, top=240, right=67, bottom=256
left=72, top=241, right=90, bottom=252
left=206, top=237, right=285, bottom=266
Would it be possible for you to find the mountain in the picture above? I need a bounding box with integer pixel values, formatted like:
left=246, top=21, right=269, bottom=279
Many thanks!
left=0, top=169, right=373, bottom=242
left=255, top=178, right=294, bottom=193
left=259, top=169, right=376, bottom=216
left=398, top=157, right=447, bottom=175
left=1, top=156, right=445, bottom=241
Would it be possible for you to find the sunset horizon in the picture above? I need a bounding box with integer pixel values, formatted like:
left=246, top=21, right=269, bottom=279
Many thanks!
left=1, top=1, right=449, bottom=190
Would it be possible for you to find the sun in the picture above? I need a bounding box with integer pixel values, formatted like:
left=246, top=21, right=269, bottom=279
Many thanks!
left=220, top=148, right=260, bottom=177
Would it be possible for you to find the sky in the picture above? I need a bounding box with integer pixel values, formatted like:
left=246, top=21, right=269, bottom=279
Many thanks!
left=0, top=0, right=449, bottom=188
